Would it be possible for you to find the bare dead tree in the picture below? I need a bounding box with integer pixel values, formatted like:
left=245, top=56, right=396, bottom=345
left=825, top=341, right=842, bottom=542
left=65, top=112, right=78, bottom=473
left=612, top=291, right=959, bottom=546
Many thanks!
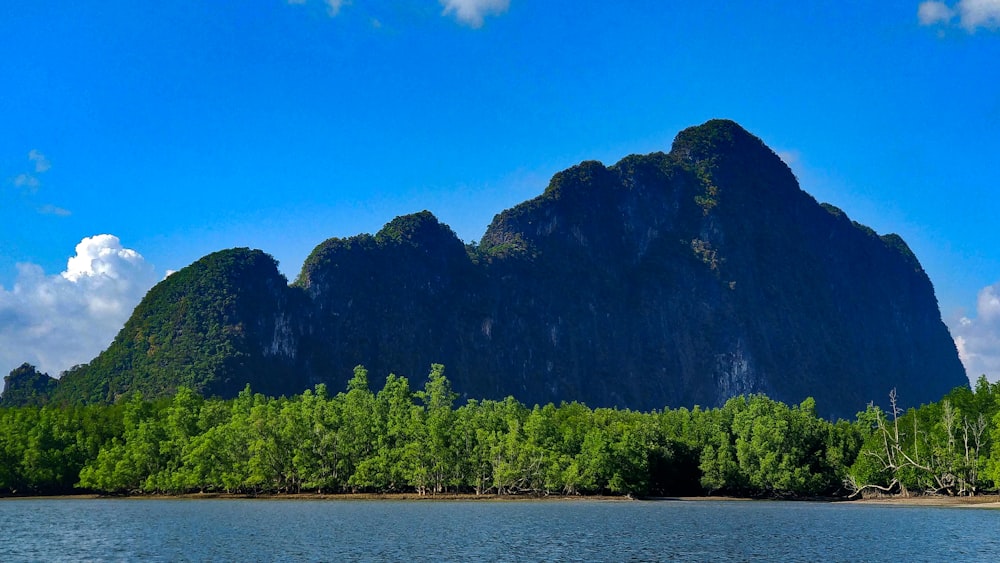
left=959, top=413, right=988, bottom=495
left=846, top=389, right=961, bottom=498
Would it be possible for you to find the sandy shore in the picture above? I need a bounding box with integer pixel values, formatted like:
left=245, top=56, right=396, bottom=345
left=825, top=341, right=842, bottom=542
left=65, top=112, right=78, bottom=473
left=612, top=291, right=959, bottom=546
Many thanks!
left=846, top=494, right=1000, bottom=508
left=4, top=492, right=1000, bottom=507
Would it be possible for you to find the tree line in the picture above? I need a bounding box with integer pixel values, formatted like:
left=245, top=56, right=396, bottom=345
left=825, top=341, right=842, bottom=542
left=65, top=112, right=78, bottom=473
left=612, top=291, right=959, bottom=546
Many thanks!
left=2, top=364, right=999, bottom=498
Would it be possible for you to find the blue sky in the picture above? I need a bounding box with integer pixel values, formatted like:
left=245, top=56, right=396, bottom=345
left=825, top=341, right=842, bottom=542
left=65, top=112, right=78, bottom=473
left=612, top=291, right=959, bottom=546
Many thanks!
left=2, top=1, right=999, bottom=384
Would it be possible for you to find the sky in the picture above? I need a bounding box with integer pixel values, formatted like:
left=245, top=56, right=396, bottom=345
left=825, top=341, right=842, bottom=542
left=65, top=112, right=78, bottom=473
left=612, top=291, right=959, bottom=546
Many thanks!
left=1, top=1, right=999, bottom=387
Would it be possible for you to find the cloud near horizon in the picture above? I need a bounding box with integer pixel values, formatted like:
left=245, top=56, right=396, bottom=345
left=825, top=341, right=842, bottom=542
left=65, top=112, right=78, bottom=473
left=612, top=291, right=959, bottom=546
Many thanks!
left=918, top=0, right=1000, bottom=31
left=0, top=235, right=158, bottom=385
left=950, top=281, right=1000, bottom=383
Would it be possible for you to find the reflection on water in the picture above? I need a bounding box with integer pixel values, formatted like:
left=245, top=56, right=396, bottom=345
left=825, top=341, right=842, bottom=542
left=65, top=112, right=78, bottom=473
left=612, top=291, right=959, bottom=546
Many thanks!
left=1, top=498, right=998, bottom=561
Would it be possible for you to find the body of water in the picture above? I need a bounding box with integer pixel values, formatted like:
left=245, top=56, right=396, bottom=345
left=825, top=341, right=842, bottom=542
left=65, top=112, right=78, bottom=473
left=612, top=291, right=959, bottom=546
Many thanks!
left=0, top=498, right=998, bottom=561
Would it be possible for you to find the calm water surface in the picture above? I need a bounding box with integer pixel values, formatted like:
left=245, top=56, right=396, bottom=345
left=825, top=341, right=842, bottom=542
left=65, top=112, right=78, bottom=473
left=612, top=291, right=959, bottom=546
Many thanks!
left=1, top=498, right=998, bottom=561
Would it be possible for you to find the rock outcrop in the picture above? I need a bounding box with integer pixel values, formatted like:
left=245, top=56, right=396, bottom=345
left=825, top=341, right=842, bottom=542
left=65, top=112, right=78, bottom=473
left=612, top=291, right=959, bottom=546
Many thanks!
left=4, top=120, right=967, bottom=418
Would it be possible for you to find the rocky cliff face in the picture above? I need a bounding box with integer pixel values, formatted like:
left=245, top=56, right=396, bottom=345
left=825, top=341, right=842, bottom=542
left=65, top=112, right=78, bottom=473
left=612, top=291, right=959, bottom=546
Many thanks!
left=5, top=120, right=967, bottom=418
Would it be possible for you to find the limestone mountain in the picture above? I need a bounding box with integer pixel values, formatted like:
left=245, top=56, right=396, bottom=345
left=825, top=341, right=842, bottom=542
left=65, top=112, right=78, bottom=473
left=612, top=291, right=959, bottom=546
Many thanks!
left=1, top=364, right=58, bottom=407
left=3, top=120, right=967, bottom=418
left=34, top=248, right=310, bottom=405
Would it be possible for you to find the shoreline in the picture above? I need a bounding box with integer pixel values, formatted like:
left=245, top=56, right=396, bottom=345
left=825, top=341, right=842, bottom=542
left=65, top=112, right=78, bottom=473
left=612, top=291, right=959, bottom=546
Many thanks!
left=0, top=492, right=630, bottom=502
left=4, top=491, right=1000, bottom=507
left=846, top=494, right=1000, bottom=508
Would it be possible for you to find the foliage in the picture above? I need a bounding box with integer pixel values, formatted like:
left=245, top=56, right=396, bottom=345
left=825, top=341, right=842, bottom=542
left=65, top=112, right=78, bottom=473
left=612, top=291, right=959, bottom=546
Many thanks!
left=693, top=163, right=720, bottom=215
left=23, top=248, right=309, bottom=406
left=23, top=365, right=985, bottom=499
left=846, top=378, right=1000, bottom=497
left=0, top=402, right=122, bottom=494
left=0, top=364, right=58, bottom=407
left=690, top=238, right=720, bottom=271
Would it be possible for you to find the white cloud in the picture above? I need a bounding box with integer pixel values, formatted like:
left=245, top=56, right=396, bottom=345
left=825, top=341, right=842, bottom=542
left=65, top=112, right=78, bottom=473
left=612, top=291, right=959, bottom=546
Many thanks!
left=286, top=0, right=510, bottom=26
left=440, top=0, right=510, bottom=27
left=285, top=0, right=348, bottom=16
left=13, top=173, right=40, bottom=191
left=325, top=0, right=347, bottom=16
left=919, top=1, right=954, bottom=24
left=62, top=235, right=146, bottom=283
left=950, top=281, right=1000, bottom=383
left=39, top=204, right=71, bottom=217
left=28, top=149, right=51, bottom=173
left=6, top=149, right=70, bottom=217
left=918, top=0, right=1000, bottom=31
left=0, top=235, right=157, bottom=383
left=959, top=0, right=1000, bottom=29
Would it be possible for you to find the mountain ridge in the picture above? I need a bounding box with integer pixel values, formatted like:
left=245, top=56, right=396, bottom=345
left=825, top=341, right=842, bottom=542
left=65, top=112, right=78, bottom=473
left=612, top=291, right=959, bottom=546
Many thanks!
left=3, top=119, right=968, bottom=418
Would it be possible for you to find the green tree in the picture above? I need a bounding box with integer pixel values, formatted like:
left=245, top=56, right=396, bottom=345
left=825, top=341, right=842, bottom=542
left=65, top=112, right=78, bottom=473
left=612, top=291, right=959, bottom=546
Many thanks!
left=79, top=393, right=165, bottom=493
left=179, top=386, right=255, bottom=493
left=147, top=386, right=203, bottom=492
left=730, top=396, right=836, bottom=495
left=699, top=397, right=747, bottom=494
left=412, top=364, right=459, bottom=494
left=353, top=374, right=420, bottom=491
left=338, top=365, right=377, bottom=491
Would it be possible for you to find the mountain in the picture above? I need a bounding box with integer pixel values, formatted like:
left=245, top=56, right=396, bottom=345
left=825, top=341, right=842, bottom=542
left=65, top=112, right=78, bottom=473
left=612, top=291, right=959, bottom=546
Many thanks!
left=1, top=364, right=58, bottom=407
left=39, top=248, right=310, bottom=404
left=2, top=120, right=968, bottom=418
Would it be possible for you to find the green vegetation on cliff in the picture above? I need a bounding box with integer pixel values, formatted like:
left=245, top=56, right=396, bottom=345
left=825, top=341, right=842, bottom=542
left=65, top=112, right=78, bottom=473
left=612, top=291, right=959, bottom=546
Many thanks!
left=32, top=248, right=309, bottom=405
left=1, top=364, right=57, bottom=407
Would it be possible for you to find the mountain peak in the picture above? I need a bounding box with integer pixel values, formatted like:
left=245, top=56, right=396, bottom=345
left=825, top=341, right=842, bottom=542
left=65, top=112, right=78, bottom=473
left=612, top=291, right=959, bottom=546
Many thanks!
left=0, top=363, right=57, bottom=407
left=375, top=210, right=463, bottom=249
left=671, top=119, right=760, bottom=161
